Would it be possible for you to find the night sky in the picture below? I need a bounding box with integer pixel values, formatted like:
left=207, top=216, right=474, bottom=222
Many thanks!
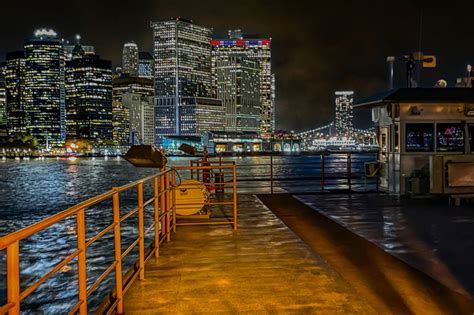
left=1, top=0, right=474, bottom=131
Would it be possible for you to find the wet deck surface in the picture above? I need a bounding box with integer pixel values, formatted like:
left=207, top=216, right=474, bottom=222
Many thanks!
left=296, top=193, right=474, bottom=296
left=258, top=194, right=474, bottom=314
left=122, top=194, right=375, bottom=314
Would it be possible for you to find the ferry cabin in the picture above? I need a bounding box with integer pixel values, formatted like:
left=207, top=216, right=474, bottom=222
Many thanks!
left=355, top=88, right=474, bottom=195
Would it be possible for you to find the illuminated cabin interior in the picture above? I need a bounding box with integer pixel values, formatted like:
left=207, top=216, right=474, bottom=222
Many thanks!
left=356, top=88, right=474, bottom=195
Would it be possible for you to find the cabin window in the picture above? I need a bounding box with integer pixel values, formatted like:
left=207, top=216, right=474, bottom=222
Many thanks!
left=405, top=123, right=434, bottom=152
left=436, top=123, right=464, bottom=152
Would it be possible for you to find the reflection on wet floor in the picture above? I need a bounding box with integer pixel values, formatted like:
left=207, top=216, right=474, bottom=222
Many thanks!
left=296, top=193, right=474, bottom=296
left=123, top=194, right=375, bottom=314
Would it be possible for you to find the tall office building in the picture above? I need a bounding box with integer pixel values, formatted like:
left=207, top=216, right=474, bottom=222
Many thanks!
left=124, top=94, right=155, bottom=145
left=178, top=97, right=225, bottom=136
left=151, top=18, right=221, bottom=138
left=5, top=51, right=26, bottom=136
left=65, top=43, right=113, bottom=143
left=23, top=29, right=66, bottom=146
left=212, top=30, right=275, bottom=134
left=138, top=52, right=154, bottom=79
left=64, top=43, right=95, bottom=61
left=0, top=65, right=6, bottom=137
left=122, top=42, right=139, bottom=76
left=335, top=91, right=354, bottom=136
left=216, top=55, right=260, bottom=132
left=112, top=76, right=153, bottom=145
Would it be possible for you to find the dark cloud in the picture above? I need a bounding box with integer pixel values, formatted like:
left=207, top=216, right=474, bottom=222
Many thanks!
left=1, top=0, right=473, bottom=131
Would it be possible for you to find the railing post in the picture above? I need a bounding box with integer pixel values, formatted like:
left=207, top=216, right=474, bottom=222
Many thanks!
left=153, top=176, right=160, bottom=257
left=321, top=154, right=325, bottom=191
left=160, top=167, right=166, bottom=238
left=76, top=209, right=87, bottom=314
left=137, top=182, right=145, bottom=280
left=347, top=152, right=352, bottom=191
left=172, top=170, right=176, bottom=233
left=197, top=160, right=200, bottom=181
left=233, top=162, right=238, bottom=231
left=165, top=171, right=171, bottom=241
left=7, top=241, right=20, bottom=315
left=190, top=160, right=194, bottom=180
left=112, top=190, right=124, bottom=314
left=270, top=155, right=274, bottom=194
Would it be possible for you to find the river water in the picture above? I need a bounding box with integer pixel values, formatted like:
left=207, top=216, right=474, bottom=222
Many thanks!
left=0, top=154, right=375, bottom=313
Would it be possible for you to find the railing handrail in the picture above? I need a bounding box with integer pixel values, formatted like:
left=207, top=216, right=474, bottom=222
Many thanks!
left=1, top=162, right=238, bottom=315
left=0, top=169, right=171, bottom=250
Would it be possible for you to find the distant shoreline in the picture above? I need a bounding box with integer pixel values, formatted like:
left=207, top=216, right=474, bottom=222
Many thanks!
left=0, top=150, right=378, bottom=159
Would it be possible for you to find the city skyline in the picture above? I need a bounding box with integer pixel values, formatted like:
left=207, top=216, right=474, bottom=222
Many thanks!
left=2, top=1, right=474, bottom=132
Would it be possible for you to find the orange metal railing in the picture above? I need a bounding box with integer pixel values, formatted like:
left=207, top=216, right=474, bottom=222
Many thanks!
left=0, top=162, right=238, bottom=315
left=0, top=169, right=175, bottom=315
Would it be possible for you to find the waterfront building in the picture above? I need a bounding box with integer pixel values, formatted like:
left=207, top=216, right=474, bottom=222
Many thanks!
left=203, top=131, right=262, bottom=153
left=0, top=65, right=6, bottom=137
left=4, top=51, right=26, bottom=136
left=216, top=55, right=260, bottom=132
left=123, top=93, right=154, bottom=144
left=151, top=18, right=215, bottom=138
left=211, top=30, right=275, bottom=135
left=112, top=76, right=153, bottom=145
left=335, top=91, right=354, bottom=136
left=138, top=52, right=154, bottom=79
left=23, top=29, right=66, bottom=146
left=122, top=42, right=139, bottom=76
left=65, top=43, right=113, bottom=143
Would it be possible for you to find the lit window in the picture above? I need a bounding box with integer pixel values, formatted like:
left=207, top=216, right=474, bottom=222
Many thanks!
left=405, top=123, right=434, bottom=152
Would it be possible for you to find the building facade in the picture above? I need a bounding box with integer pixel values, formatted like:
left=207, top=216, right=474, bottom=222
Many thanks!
left=0, top=65, right=6, bottom=137
left=151, top=18, right=215, bottom=138
left=4, top=51, right=26, bottom=136
left=123, top=94, right=155, bottom=145
left=335, top=91, right=354, bottom=136
left=178, top=97, right=224, bottom=136
left=211, top=30, right=275, bottom=135
left=122, top=42, right=139, bottom=76
left=65, top=44, right=113, bottom=143
left=216, top=55, right=260, bottom=132
left=23, top=29, right=66, bottom=146
left=64, top=44, right=95, bottom=61
left=112, top=76, right=153, bottom=145
left=138, top=52, right=154, bottom=79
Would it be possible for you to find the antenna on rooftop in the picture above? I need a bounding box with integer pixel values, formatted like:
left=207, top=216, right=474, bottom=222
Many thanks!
left=386, top=56, right=395, bottom=90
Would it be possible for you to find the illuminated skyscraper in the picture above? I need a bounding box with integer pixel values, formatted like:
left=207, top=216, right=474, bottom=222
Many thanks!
left=178, top=97, right=225, bottom=136
left=4, top=51, right=26, bottom=136
left=122, top=42, right=139, bottom=76
left=0, top=65, right=6, bottom=137
left=23, top=29, right=66, bottom=146
left=65, top=43, right=113, bottom=143
left=64, top=43, right=95, bottom=61
left=335, top=91, right=354, bottom=136
left=151, top=18, right=219, bottom=138
left=112, top=76, right=153, bottom=145
left=138, top=52, right=154, bottom=79
left=212, top=30, right=275, bottom=135
left=124, top=94, right=155, bottom=145
left=216, top=55, right=260, bottom=132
